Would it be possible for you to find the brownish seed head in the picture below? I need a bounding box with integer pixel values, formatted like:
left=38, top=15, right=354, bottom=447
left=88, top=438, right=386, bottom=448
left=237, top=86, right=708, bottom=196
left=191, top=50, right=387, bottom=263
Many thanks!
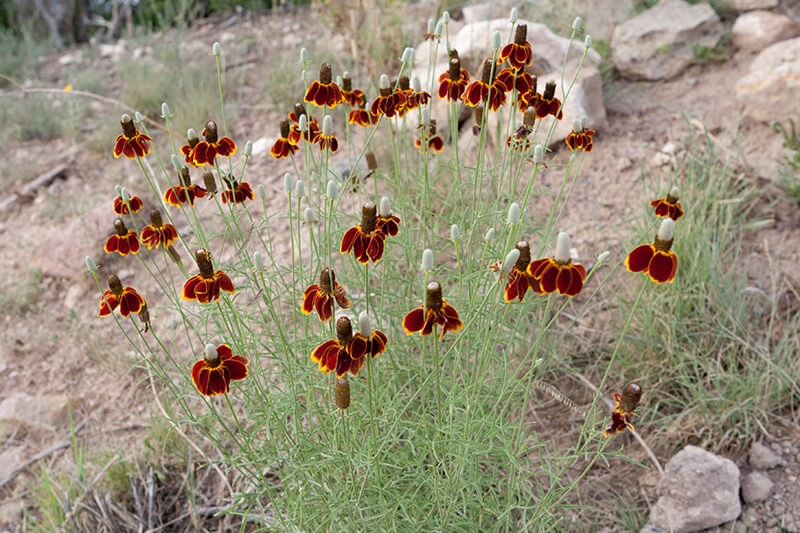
left=107, top=274, right=124, bottom=296
left=449, top=57, right=461, bottom=81
left=544, top=80, right=556, bottom=100
left=399, top=75, right=410, bottom=91
left=481, top=59, right=493, bottom=85
left=167, top=245, right=182, bottom=265
left=320, top=268, right=335, bottom=294
left=619, top=382, right=642, bottom=413
left=429, top=119, right=437, bottom=136
left=666, top=192, right=679, bottom=204
left=194, top=248, right=215, bottom=279
left=179, top=166, right=191, bottom=187
left=320, top=62, right=332, bottom=85
left=138, top=303, right=150, bottom=325
left=280, top=119, right=291, bottom=139
left=342, top=73, right=352, bottom=92
left=514, top=24, right=528, bottom=46
left=361, top=201, right=377, bottom=233
left=204, top=121, right=218, bottom=143
left=114, top=218, right=128, bottom=236
left=120, top=114, right=136, bottom=138
left=523, top=107, right=536, bottom=129
left=366, top=151, right=378, bottom=171
left=202, top=169, right=217, bottom=194
left=425, top=281, right=443, bottom=312
left=515, top=241, right=531, bottom=270
left=653, top=235, right=674, bottom=253
left=449, top=49, right=459, bottom=60
left=475, top=103, right=485, bottom=125
left=335, top=377, right=351, bottom=409
left=336, top=316, right=353, bottom=345
left=294, top=102, right=307, bottom=118
left=380, top=86, right=392, bottom=97
left=149, top=209, right=163, bottom=227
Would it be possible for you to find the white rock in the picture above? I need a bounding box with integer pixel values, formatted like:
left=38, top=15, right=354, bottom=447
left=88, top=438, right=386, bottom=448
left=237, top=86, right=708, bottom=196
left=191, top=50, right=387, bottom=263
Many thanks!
left=59, top=53, right=76, bottom=66
left=251, top=136, right=270, bottom=157
left=736, top=37, right=800, bottom=122
left=611, top=0, right=723, bottom=81
left=0, top=393, right=82, bottom=432
left=715, top=0, right=777, bottom=10
left=649, top=445, right=741, bottom=533
left=731, top=11, right=800, bottom=52
left=741, top=471, right=773, bottom=504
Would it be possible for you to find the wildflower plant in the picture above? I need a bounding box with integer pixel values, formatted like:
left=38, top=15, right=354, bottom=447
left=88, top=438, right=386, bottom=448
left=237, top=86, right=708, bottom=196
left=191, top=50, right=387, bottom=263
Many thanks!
left=93, top=14, right=697, bottom=530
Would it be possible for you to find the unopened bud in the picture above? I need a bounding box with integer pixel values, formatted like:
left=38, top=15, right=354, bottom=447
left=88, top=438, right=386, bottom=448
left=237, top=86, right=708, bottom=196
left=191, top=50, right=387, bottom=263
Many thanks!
left=298, top=114, right=308, bottom=132
left=657, top=218, right=674, bottom=241
left=134, top=111, right=144, bottom=123
left=253, top=251, right=265, bottom=271
left=171, top=154, right=182, bottom=170
left=503, top=249, right=521, bottom=274
left=114, top=184, right=122, bottom=195
left=484, top=228, right=496, bottom=242
left=257, top=184, right=266, bottom=199
left=327, top=179, right=339, bottom=199
left=508, top=202, right=521, bottom=224
left=492, top=31, right=502, bottom=49
left=597, top=251, right=610, bottom=265
left=301, top=69, right=308, bottom=83
left=442, top=11, right=450, bottom=24
left=283, top=173, right=293, bottom=193
left=120, top=187, right=130, bottom=203
left=85, top=255, right=97, bottom=273
left=380, top=74, right=390, bottom=89
left=434, top=21, right=444, bottom=37
left=401, top=47, right=415, bottom=63
left=412, top=76, right=421, bottom=92
left=244, top=140, right=253, bottom=156
left=555, top=232, right=571, bottom=264
left=358, top=310, right=372, bottom=337
left=160, top=102, right=172, bottom=118
left=584, top=35, right=592, bottom=48
left=295, top=179, right=305, bottom=198
left=300, top=47, right=309, bottom=63
left=572, top=118, right=582, bottom=132
left=427, top=19, right=435, bottom=32
left=450, top=224, right=460, bottom=241
left=510, top=7, right=518, bottom=23
left=379, top=196, right=392, bottom=217
left=533, top=144, right=544, bottom=164
left=304, top=206, right=316, bottom=223
left=421, top=249, right=434, bottom=271
left=212, top=42, right=222, bottom=56
left=572, top=16, right=582, bottom=31
left=581, top=115, right=588, bottom=130
left=322, top=115, right=333, bottom=137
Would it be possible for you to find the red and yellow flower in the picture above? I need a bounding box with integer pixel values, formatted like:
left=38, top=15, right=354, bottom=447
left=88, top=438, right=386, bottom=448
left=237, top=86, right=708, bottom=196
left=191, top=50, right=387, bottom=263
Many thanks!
left=189, top=120, right=236, bottom=167
left=341, top=201, right=387, bottom=264
left=180, top=129, right=200, bottom=167
left=438, top=51, right=470, bottom=102
left=287, top=103, right=321, bottom=145
left=376, top=197, right=401, bottom=238
left=98, top=274, right=145, bottom=317
left=625, top=219, right=679, bottom=284
left=403, top=281, right=463, bottom=338
left=113, top=114, right=152, bottom=159
left=304, top=62, right=345, bottom=108
left=534, top=80, right=563, bottom=120
left=498, top=24, right=533, bottom=71
left=491, top=241, right=542, bottom=302
left=496, top=67, right=535, bottom=95
left=414, top=120, right=444, bottom=153
left=565, top=120, right=595, bottom=152
left=370, top=85, right=406, bottom=119
left=650, top=187, right=683, bottom=221
left=163, top=166, right=207, bottom=207
left=270, top=120, right=299, bottom=159
left=191, top=343, right=249, bottom=396
left=113, top=194, right=143, bottom=215
left=341, top=73, right=365, bottom=108
left=311, top=316, right=385, bottom=377
left=301, top=268, right=350, bottom=322
left=221, top=179, right=254, bottom=205
left=182, top=248, right=235, bottom=304
left=348, top=103, right=380, bottom=127
left=603, top=382, right=642, bottom=437
left=316, top=115, right=339, bottom=153
left=141, top=209, right=178, bottom=250
left=105, top=219, right=140, bottom=256
left=463, top=59, right=508, bottom=112
left=527, top=232, right=586, bottom=297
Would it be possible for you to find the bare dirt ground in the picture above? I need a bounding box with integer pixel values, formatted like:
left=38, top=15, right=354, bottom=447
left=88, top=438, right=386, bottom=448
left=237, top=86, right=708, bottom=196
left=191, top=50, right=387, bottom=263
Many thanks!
left=1, top=3, right=799, bottom=531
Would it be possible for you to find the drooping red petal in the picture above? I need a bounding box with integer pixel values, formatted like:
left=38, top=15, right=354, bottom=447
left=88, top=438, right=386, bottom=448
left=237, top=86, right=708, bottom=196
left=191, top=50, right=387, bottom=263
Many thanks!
left=441, top=302, right=463, bottom=336
left=193, top=364, right=211, bottom=395
left=207, top=368, right=229, bottom=395
left=216, top=271, right=235, bottom=294
left=225, top=355, right=249, bottom=381
left=626, top=244, right=655, bottom=273
left=528, top=258, right=552, bottom=279
left=217, top=137, right=236, bottom=157
left=340, top=226, right=361, bottom=254
left=539, top=263, right=558, bottom=294
left=648, top=251, right=676, bottom=284
left=348, top=336, right=367, bottom=360
left=104, top=235, right=119, bottom=253
left=564, top=265, right=584, bottom=296
left=182, top=275, right=201, bottom=300
left=403, top=307, right=426, bottom=334
left=301, top=286, right=319, bottom=315
left=304, top=81, right=321, bottom=105
left=315, top=292, right=333, bottom=321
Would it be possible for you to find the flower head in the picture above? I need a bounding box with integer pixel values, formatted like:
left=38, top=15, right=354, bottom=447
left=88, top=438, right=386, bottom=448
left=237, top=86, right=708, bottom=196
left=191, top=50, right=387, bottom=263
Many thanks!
left=221, top=177, right=254, bottom=205
left=348, top=102, right=380, bottom=127
left=533, top=81, right=563, bottom=120
left=463, top=59, right=508, bottom=112
left=304, top=62, right=345, bottom=108
left=317, top=115, right=339, bottom=152
left=182, top=248, right=235, bottom=304
left=163, top=166, right=207, bottom=206
left=180, top=128, right=200, bottom=166
left=403, top=281, right=463, bottom=338
left=506, top=107, right=536, bottom=151
left=191, top=343, right=249, bottom=396
left=625, top=219, right=679, bottom=284
left=340, top=201, right=387, bottom=264
left=415, top=119, right=444, bottom=153
left=311, top=316, right=385, bottom=378
left=341, top=72, right=366, bottom=108
left=496, top=67, right=535, bottom=95
left=270, top=120, right=299, bottom=159
left=498, top=24, right=533, bottom=70
left=649, top=186, right=683, bottom=221
left=113, top=114, right=152, bottom=159
left=527, top=232, right=587, bottom=296
left=370, top=77, right=407, bottom=119
left=189, top=121, right=237, bottom=167
left=98, top=274, right=145, bottom=317
left=603, top=382, right=642, bottom=437
left=493, top=241, right=541, bottom=302
left=565, top=118, right=595, bottom=152
left=141, top=209, right=178, bottom=250
left=105, top=219, right=140, bottom=256
left=288, top=103, right=321, bottom=145
left=301, top=268, right=350, bottom=321
left=438, top=50, right=470, bottom=102
left=112, top=193, right=143, bottom=215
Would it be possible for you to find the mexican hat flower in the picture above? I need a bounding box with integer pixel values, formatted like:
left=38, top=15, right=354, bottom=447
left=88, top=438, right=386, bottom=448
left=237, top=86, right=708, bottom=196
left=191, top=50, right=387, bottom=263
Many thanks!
left=113, top=114, right=152, bottom=159
left=376, top=196, right=401, bottom=238
left=565, top=118, right=595, bottom=152
left=405, top=77, right=431, bottom=111
left=498, top=24, right=533, bottom=71
left=98, top=274, right=145, bottom=318
left=189, top=121, right=237, bottom=167
left=288, top=102, right=321, bottom=145
left=220, top=177, right=254, bottom=205
left=112, top=193, right=143, bottom=215
left=105, top=219, right=140, bottom=256
left=650, top=186, right=684, bottom=221
left=270, top=120, right=299, bottom=159
left=341, top=201, right=387, bottom=264
left=370, top=74, right=406, bottom=119
left=534, top=80, right=563, bottom=120
left=317, top=115, right=339, bottom=152
left=311, top=316, right=370, bottom=378
left=496, top=67, right=535, bottom=95
left=437, top=50, right=470, bottom=102
left=182, top=248, right=235, bottom=304
left=301, top=268, right=350, bottom=322
left=603, top=382, right=642, bottom=437
left=341, top=72, right=366, bottom=108
left=163, top=166, right=207, bottom=207
left=403, top=281, right=463, bottom=338
left=415, top=119, right=444, bottom=153
left=492, top=241, right=541, bottom=302
left=140, top=209, right=178, bottom=250
left=304, top=62, right=345, bottom=108
left=625, top=219, right=679, bottom=284
left=348, top=102, right=380, bottom=127
left=191, top=343, right=249, bottom=396
left=180, top=128, right=200, bottom=166
left=506, top=107, right=536, bottom=151
left=355, top=311, right=388, bottom=360
left=528, top=232, right=587, bottom=296
left=463, top=58, right=508, bottom=112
